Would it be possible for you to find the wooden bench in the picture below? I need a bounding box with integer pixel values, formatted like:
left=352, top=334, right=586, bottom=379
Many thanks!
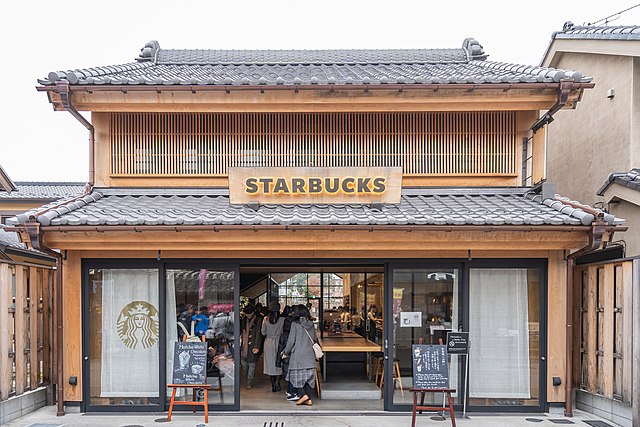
left=410, top=388, right=456, bottom=427
left=167, top=383, right=212, bottom=423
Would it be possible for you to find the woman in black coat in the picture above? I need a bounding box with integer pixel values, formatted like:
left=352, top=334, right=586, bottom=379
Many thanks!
left=277, top=305, right=299, bottom=400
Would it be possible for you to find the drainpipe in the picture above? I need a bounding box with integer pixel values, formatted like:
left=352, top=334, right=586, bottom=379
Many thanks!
left=531, top=79, right=573, bottom=133
left=56, top=81, right=95, bottom=189
left=564, top=218, right=608, bottom=417
left=24, top=221, right=65, bottom=416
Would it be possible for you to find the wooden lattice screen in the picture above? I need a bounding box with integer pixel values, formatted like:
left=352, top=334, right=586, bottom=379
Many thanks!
left=0, top=263, right=54, bottom=401
left=109, top=111, right=518, bottom=176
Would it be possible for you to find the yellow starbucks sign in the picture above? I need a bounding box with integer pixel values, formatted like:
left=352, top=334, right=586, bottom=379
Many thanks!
left=229, top=167, right=402, bottom=205
left=116, top=301, right=160, bottom=349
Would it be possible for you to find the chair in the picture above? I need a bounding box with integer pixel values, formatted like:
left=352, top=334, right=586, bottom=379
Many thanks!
left=207, top=365, right=224, bottom=403
left=315, top=362, right=322, bottom=398
left=371, top=352, right=384, bottom=384
left=379, top=358, right=404, bottom=396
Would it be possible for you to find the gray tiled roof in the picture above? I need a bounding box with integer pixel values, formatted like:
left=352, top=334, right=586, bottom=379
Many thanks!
left=39, top=39, right=591, bottom=86
left=597, top=168, right=640, bottom=195
left=554, top=24, right=640, bottom=41
left=0, top=225, right=24, bottom=249
left=0, top=182, right=85, bottom=200
left=10, top=188, right=620, bottom=228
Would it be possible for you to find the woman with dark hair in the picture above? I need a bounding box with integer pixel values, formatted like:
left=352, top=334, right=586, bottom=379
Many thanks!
left=278, top=305, right=298, bottom=400
left=282, top=304, right=318, bottom=406
left=261, top=301, right=285, bottom=392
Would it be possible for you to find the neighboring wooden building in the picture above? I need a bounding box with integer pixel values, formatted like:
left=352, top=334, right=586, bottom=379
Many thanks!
left=0, top=166, right=82, bottom=423
left=9, top=39, right=627, bottom=417
left=542, top=25, right=640, bottom=427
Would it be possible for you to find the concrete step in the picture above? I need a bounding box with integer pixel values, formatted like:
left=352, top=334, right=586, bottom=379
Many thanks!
left=320, top=380, right=382, bottom=400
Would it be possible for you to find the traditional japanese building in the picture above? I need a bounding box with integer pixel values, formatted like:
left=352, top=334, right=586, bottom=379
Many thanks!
left=8, top=39, right=627, bottom=416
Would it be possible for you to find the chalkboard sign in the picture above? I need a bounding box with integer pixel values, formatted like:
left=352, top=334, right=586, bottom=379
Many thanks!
left=446, top=331, right=469, bottom=355
left=412, top=344, right=449, bottom=389
left=172, top=342, right=208, bottom=385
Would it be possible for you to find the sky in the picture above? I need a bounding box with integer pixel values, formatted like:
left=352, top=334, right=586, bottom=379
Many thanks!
left=0, top=1, right=639, bottom=183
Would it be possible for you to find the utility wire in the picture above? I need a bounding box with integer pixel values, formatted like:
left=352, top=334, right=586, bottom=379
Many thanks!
left=587, top=3, right=640, bottom=25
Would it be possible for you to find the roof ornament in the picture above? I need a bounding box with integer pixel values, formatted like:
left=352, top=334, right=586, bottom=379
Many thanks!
left=462, top=38, right=487, bottom=61
left=137, top=41, right=160, bottom=62
left=563, top=21, right=575, bottom=31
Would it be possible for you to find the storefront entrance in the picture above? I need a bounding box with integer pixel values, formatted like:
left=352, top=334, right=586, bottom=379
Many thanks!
left=81, top=259, right=546, bottom=413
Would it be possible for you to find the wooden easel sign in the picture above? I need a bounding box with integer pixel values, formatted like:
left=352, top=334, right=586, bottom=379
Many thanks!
left=167, top=341, right=211, bottom=423
left=411, top=344, right=449, bottom=389
left=172, top=341, right=207, bottom=384
left=410, top=344, right=457, bottom=427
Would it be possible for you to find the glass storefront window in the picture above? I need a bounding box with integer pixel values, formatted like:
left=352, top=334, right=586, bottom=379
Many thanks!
left=88, top=268, right=160, bottom=406
left=391, top=268, right=460, bottom=406
left=167, top=268, right=236, bottom=406
left=468, top=268, right=540, bottom=407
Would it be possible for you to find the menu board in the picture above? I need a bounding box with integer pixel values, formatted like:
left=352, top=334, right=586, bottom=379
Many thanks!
left=411, top=344, right=449, bottom=389
left=171, top=342, right=208, bottom=385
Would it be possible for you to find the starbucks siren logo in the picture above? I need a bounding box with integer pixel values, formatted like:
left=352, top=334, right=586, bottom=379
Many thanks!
left=117, top=300, right=159, bottom=349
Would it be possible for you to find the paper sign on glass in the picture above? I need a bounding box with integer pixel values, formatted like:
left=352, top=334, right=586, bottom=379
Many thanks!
left=400, top=311, right=422, bottom=328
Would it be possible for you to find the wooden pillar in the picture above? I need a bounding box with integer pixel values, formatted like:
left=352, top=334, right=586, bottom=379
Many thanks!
left=547, top=250, right=567, bottom=402
left=15, top=266, right=26, bottom=395
left=586, top=266, right=597, bottom=392
left=29, top=268, right=41, bottom=389
left=532, top=124, right=546, bottom=185
left=63, top=251, right=82, bottom=402
left=43, top=269, right=52, bottom=385
left=602, top=264, right=614, bottom=398
left=0, top=264, right=12, bottom=400
left=631, top=259, right=639, bottom=427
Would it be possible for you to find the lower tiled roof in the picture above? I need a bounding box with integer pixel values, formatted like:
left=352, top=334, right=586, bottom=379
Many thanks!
left=0, top=225, right=24, bottom=249
left=10, top=187, right=621, bottom=228
left=597, top=168, right=640, bottom=195
left=0, top=182, right=85, bottom=200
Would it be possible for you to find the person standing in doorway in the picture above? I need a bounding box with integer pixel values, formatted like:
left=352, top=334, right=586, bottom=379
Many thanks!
left=367, top=304, right=378, bottom=343
left=282, top=304, right=317, bottom=406
left=240, top=304, right=262, bottom=389
left=278, top=305, right=298, bottom=401
left=262, top=301, right=285, bottom=392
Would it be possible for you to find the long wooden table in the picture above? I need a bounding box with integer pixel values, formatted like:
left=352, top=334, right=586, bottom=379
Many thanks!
left=319, top=336, right=382, bottom=382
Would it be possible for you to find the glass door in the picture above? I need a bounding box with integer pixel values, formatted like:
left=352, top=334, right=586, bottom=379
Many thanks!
left=85, top=266, right=163, bottom=412
left=165, top=266, right=239, bottom=410
left=466, top=267, right=544, bottom=410
left=385, top=265, right=463, bottom=411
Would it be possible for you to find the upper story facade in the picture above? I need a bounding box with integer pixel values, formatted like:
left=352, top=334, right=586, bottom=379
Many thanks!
left=37, top=39, right=593, bottom=191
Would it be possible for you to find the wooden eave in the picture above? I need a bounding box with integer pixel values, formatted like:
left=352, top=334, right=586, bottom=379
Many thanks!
left=39, top=225, right=600, bottom=253
left=38, top=83, right=592, bottom=113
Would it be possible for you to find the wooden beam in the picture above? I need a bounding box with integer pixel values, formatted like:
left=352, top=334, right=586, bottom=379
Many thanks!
left=0, top=264, right=12, bottom=400
left=53, top=88, right=562, bottom=113
left=14, top=266, right=26, bottom=395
